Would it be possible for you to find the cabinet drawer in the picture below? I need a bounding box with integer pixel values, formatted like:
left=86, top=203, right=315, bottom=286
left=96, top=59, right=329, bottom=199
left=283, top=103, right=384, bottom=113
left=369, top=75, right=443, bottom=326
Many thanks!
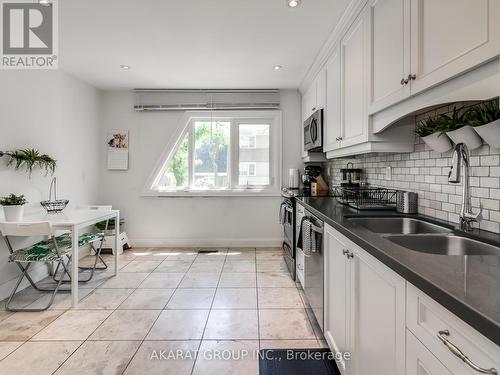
left=407, top=329, right=453, bottom=375
left=407, top=283, right=500, bottom=375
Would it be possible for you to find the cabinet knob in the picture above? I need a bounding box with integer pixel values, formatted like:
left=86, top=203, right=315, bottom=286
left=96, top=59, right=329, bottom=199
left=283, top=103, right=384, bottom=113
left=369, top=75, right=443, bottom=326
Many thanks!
left=408, top=74, right=416, bottom=81
left=338, top=137, right=343, bottom=141
left=312, top=107, right=316, bottom=112
left=400, top=77, right=409, bottom=85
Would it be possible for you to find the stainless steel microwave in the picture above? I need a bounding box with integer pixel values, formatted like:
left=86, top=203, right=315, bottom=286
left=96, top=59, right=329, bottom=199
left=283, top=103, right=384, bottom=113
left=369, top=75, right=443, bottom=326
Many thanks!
left=303, top=109, right=323, bottom=152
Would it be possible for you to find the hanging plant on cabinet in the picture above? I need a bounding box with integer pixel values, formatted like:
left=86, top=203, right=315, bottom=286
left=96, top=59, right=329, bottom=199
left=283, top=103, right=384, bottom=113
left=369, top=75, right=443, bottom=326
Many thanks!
left=0, top=148, right=57, bottom=177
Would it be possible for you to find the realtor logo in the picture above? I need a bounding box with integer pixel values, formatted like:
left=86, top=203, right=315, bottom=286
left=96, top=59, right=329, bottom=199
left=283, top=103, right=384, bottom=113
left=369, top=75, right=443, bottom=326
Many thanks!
left=1, top=0, right=58, bottom=69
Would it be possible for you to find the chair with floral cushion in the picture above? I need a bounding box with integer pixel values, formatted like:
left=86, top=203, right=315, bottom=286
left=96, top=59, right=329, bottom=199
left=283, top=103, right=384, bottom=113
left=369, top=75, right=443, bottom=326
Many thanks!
left=52, top=205, right=111, bottom=283
left=0, top=221, right=72, bottom=312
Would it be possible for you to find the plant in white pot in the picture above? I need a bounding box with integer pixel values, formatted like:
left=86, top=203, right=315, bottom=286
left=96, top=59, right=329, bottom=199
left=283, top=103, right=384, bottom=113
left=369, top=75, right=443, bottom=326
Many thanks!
left=415, top=116, right=452, bottom=153
left=464, top=100, right=500, bottom=149
left=443, top=106, right=483, bottom=150
left=0, top=194, right=27, bottom=222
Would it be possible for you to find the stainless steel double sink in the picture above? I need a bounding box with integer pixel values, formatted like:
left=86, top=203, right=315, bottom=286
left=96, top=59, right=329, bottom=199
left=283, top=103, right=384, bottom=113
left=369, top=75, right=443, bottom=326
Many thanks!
left=346, top=217, right=500, bottom=256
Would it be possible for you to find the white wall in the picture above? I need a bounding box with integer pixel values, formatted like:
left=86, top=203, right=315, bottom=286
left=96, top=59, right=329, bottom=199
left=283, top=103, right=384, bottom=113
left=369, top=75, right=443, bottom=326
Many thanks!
left=98, top=90, right=303, bottom=247
left=0, top=70, right=102, bottom=300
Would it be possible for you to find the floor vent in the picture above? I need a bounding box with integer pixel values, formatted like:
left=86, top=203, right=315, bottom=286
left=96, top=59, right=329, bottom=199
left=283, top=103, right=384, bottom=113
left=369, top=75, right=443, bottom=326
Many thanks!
left=198, top=250, right=219, bottom=254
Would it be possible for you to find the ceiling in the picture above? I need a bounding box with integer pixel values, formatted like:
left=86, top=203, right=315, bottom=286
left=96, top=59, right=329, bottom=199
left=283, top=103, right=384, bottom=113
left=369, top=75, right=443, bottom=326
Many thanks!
left=59, top=0, right=350, bottom=90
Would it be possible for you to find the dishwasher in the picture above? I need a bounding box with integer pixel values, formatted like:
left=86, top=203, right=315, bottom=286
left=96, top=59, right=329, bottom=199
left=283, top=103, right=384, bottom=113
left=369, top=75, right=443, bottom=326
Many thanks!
left=297, top=207, right=324, bottom=332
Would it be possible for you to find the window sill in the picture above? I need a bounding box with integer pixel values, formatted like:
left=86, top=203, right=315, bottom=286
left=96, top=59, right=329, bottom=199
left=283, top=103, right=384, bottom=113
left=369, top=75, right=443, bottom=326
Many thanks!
left=141, top=189, right=281, bottom=197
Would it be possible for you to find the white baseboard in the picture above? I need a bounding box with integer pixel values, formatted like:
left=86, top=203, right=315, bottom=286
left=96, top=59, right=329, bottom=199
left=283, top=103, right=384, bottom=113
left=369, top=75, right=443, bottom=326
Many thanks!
left=130, top=237, right=284, bottom=248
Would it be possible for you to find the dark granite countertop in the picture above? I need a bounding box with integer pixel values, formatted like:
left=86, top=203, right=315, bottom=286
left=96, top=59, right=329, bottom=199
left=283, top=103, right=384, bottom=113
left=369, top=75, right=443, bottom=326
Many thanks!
left=297, top=196, right=500, bottom=347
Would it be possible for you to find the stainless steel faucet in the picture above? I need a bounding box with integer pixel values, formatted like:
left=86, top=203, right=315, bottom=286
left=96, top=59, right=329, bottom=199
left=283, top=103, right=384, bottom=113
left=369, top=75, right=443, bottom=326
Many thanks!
left=448, top=143, right=482, bottom=231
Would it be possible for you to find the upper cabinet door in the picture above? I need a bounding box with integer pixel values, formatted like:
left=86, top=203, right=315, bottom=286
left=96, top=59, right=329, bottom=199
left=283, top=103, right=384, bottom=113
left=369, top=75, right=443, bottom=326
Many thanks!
left=340, top=11, right=369, bottom=148
left=316, top=69, right=327, bottom=111
left=367, top=0, right=411, bottom=114
left=324, top=46, right=342, bottom=153
left=410, top=0, right=500, bottom=95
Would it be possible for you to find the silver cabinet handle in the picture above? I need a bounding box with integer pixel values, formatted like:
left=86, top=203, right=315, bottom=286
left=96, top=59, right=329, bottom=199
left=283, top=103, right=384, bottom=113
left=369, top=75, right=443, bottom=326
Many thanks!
left=342, top=249, right=354, bottom=259
left=437, top=330, right=498, bottom=374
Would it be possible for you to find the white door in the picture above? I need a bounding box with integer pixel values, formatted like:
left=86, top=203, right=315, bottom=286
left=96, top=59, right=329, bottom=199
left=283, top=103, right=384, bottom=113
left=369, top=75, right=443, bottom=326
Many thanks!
left=324, top=46, right=342, bottom=153
left=340, top=11, right=369, bottom=148
left=367, top=0, right=411, bottom=114
left=410, top=0, right=500, bottom=94
left=351, top=247, right=406, bottom=375
left=324, top=225, right=351, bottom=375
left=406, top=331, right=453, bottom=375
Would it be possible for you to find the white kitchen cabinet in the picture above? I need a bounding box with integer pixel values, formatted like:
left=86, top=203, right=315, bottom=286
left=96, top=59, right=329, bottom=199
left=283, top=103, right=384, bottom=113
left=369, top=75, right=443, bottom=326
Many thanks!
left=339, top=10, right=369, bottom=148
left=324, top=224, right=406, bottom=375
left=324, top=46, right=342, bottom=153
left=302, top=69, right=327, bottom=122
left=324, top=225, right=351, bottom=375
left=367, top=0, right=411, bottom=114
left=406, top=330, right=453, bottom=375
left=407, top=283, right=500, bottom=375
left=351, top=243, right=406, bottom=375
left=409, top=0, right=500, bottom=95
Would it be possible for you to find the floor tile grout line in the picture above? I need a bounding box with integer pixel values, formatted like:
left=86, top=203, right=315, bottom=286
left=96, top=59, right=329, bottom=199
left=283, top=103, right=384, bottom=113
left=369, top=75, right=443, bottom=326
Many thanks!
left=0, top=248, right=291, bottom=372
left=189, top=249, right=229, bottom=375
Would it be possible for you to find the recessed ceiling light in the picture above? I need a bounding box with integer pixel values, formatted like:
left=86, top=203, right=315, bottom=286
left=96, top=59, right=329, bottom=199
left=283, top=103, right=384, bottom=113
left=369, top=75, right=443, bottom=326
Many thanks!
left=287, top=0, right=301, bottom=8
left=273, top=65, right=283, bottom=70
left=38, top=0, right=52, bottom=6
left=120, top=65, right=131, bottom=70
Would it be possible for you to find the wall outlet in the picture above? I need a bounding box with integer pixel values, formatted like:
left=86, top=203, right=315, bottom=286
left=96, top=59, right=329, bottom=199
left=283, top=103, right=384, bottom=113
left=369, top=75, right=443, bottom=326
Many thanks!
left=385, top=166, right=392, bottom=181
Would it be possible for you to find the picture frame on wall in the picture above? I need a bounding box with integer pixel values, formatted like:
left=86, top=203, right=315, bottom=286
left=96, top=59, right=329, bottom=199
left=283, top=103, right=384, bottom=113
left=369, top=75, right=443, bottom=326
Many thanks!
left=107, top=129, right=129, bottom=170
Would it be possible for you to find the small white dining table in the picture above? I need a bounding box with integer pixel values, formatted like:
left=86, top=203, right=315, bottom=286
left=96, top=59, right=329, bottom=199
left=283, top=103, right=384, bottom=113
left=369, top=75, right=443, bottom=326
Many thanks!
left=1, top=208, right=120, bottom=307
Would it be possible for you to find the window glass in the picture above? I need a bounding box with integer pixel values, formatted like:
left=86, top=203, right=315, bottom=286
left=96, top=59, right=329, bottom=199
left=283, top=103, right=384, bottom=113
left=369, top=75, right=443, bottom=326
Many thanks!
left=193, top=121, right=231, bottom=189
left=158, top=132, right=189, bottom=190
left=238, top=124, right=270, bottom=186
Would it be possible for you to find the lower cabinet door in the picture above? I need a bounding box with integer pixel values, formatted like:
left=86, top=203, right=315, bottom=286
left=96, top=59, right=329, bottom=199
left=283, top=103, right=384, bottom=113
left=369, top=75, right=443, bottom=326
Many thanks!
left=407, top=330, right=453, bottom=375
left=351, top=248, right=406, bottom=375
left=324, top=225, right=350, bottom=375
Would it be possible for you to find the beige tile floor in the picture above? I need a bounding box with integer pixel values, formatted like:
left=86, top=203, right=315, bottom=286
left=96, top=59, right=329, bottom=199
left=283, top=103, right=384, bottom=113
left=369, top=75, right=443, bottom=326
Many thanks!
left=0, top=247, right=326, bottom=375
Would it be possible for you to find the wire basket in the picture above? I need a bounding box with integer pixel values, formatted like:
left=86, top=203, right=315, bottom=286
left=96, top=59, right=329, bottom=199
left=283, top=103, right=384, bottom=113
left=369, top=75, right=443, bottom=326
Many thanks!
left=333, top=186, right=397, bottom=210
left=40, top=177, right=69, bottom=213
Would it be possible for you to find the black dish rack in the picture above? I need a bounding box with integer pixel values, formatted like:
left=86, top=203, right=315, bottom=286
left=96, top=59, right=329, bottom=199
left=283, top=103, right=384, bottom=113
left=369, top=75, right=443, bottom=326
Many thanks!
left=332, top=186, right=397, bottom=210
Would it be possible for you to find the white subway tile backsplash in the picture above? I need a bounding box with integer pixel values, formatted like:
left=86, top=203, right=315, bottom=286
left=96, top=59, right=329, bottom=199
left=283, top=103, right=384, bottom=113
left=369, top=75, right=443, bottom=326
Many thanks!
left=323, top=139, right=500, bottom=233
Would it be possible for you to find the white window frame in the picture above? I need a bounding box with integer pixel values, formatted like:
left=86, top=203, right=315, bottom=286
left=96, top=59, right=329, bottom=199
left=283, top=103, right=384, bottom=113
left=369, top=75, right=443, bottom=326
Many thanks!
left=142, top=110, right=282, bottom=197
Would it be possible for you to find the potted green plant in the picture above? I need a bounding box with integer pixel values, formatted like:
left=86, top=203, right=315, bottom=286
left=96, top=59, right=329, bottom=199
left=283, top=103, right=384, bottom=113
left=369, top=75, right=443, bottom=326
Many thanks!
left=443, top=106, right=483, bottom=150
left=1, top=148, right=56, bottom=177
left=415, top=116, right=452, bottom=153
left=0, top=194, right=27, bottom=221
left=464, top=100, right=500, bottom=148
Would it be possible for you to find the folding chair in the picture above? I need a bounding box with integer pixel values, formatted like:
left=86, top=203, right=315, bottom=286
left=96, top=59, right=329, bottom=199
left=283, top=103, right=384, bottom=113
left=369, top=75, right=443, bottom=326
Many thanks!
left=0, top=221, right=72, bottom=312
left=52, top=205, right=111, bottom=283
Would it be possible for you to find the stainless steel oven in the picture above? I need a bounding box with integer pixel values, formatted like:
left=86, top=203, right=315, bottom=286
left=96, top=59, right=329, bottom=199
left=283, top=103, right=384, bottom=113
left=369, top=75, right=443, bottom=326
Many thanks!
left=303, top=109, right=323, bottom=152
